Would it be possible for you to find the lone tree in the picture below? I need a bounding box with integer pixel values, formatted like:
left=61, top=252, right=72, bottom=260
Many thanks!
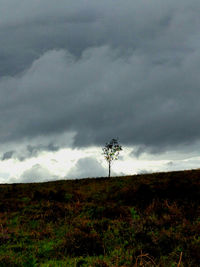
left=102, top=138, right=122, bottom=178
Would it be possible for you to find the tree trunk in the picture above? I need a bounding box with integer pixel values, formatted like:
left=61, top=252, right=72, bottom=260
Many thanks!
left=108, top=161, right=111, bottom=178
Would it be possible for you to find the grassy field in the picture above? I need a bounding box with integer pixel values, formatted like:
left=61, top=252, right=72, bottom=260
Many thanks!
left=0, top=169, right=200, bottom=266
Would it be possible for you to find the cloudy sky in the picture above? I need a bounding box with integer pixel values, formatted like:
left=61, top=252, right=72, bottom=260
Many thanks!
left=1, top=0, right=200, bottom=183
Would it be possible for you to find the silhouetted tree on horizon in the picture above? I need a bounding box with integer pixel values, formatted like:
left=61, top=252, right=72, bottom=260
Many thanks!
left=102, top=138, right=122, bottom=178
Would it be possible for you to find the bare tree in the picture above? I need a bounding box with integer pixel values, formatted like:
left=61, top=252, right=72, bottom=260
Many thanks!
left=102, top=138, right=122, bottom=178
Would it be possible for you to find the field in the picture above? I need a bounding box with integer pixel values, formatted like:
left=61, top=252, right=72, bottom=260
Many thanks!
left=0, top=169, right=200, bottom=266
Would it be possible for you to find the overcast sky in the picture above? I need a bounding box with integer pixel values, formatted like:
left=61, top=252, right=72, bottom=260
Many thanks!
left=1, top=0, right=200, bottom=183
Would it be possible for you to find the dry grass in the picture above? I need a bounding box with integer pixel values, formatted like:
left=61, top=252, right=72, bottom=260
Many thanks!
left=134, top=251, right=156, bottom=266
left=0, top=169, right=199, bottom=266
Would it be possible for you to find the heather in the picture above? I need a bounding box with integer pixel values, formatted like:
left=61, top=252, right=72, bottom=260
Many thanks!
left=0, top=169, right=200, bottom=266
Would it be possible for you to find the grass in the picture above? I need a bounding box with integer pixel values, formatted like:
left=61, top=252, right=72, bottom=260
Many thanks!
left=0, top=169, right=200, bottom=266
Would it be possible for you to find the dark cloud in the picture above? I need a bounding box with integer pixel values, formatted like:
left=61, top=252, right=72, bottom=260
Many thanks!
left=18, top=143, right=60, bottom=161
left=131, top=145, right=162, bottom=158
left=2, top=151, right=15, bottom=161
left=0, top=0, right=200, bottom=155
left=1, top=143, right=60, bottom=161
left=131, top=141, right=200, bottom=160
left=26, top=143, right=59, bottom=157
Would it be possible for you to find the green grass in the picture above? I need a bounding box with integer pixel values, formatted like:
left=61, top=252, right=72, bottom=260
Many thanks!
left=1, top=169, right=200, bottom=266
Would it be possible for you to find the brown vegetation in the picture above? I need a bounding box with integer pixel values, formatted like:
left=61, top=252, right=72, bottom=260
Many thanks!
left=0, top=169, right=200, bottom=266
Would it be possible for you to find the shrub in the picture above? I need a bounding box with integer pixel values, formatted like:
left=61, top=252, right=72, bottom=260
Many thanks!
left=56, top=228, right=104, bottom=257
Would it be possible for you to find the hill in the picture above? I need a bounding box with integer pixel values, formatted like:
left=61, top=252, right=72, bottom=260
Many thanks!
left=0, top=169, right=200, bottom=266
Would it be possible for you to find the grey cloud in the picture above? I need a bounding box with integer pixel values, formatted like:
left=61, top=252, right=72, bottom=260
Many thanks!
left=131, top=141, right=200, bottom=161
left=1, top=0, right=199, bottom=76
left=17, top=143, right=60, bottom=161
left=137, top=169, right=152, bottom=175
left=0, top=0, right=99, bottom=27
left=2, top=150, right=15, bottom=161
left=163, top=158, right=200, bottom=172
left=0, top=44, right=200, bottom=151
left=19, top=164, right=58, bottom=183
left=1, top=143, right=60, bottom=161
left=0, top=0, right=200, bottom=155
left=66, top=157, right=108, bottom=178
left=0, top=1, right=102, bottom=76
left=131, top=145, right=163, bottom=158
left=131, top=146, right=146, bottom=158
left=46, top=143, right=59, bottom=152
left=26, top=143, right=59, bottom=157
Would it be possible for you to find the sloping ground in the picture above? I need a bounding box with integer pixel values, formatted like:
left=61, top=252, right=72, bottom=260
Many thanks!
left=0, top=169, right=200, bottom=266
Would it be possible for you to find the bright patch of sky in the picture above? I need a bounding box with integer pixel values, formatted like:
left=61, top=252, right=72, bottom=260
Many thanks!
left=0, top=145, right=200, bottom=183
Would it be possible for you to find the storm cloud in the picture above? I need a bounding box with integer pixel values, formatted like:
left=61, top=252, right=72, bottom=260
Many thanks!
left=1, top=143, right=60, bottom=161
left=2, top=150, right=15, bottom=161
left=1, top=0, right=200, bottom=155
